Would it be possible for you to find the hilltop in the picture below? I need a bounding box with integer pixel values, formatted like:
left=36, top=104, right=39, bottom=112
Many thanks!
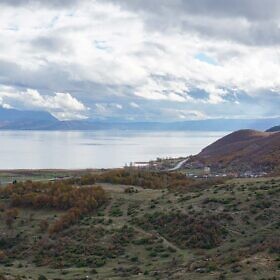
left=193, top=129, right=280, bottom=173
left=267, top=125, right=280, bottom=132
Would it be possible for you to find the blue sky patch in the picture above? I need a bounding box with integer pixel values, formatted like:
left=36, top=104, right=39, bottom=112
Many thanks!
left=195, top=53, right=218, bottom=65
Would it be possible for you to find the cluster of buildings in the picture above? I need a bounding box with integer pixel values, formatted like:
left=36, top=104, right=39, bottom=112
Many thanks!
left=125, top=159, right=269, bottom=179
left=186, top=166, right=268, bottom=179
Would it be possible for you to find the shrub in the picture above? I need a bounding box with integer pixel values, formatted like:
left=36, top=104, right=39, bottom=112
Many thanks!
left=0, top=250, right=6, bottom=263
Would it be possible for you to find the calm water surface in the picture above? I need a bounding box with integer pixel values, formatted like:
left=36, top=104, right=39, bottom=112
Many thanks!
left=0, top=130, right=228, bottom=169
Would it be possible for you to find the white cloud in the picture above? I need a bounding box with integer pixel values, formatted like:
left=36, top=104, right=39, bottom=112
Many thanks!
left=179, top=111, right=206, bottom=120
left=94, top=103, right=123, bottom=118
left=0, top=0, right=279, bottom=120
left=130, top=102, right=139, bottom=108
left=163, top=108, right=206, bottom=120
left=114, top=104, right=122, bottom=109
left=0, top=87, right=87, bottom=120
left=0, top=96, right=12, bottom=109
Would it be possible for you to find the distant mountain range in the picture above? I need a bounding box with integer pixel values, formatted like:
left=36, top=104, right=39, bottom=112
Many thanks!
left=0, top=108, right=57, bottom=122
left=0, top=108, right=58, bottom=130
left=0, top=107, right=279, bottom=131
left=194, top=129, right=280, bottom=172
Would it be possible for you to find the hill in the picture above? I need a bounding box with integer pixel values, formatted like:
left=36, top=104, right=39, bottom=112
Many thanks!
left=0, top=172, right=279, bottom=279
left=267, top=125, right=280, bottom=132
left=195, top=129, right=280, bottom=172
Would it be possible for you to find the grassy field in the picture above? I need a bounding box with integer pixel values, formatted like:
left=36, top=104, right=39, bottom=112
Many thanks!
left=0, top=172, right=279, bottom=280
left=0, top=169, right=101, bottom=185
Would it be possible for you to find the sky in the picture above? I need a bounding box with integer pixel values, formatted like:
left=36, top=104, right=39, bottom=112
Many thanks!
left=0, top=0, right=280, bottom=121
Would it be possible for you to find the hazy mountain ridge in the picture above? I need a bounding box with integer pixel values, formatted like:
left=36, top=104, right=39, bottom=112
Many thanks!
left=0, top=108, right=57, bottom=122
left=0, top=108, right=280, bottom=131
left=0, top=108, right=59, bottom=129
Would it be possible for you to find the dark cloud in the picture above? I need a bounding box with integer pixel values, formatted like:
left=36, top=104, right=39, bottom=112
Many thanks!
left=0, top=59, right=140, bottom=110
left=101, top=0, right=280, bottom=46
left=104, top=0, right=280, bottom=21
left=0, top=59, right=73, bottom=92
left=182, top=17, right=280, bottom=46
left=32, top=36, right=70, bottom=52
left=4, top=0, right=280, bottom=21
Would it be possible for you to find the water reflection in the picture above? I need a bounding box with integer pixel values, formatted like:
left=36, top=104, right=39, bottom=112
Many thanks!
left=0, top=130, right=228, bottom=169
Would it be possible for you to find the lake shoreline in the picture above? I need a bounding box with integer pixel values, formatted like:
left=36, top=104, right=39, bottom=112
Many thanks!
left=0, top=130, right=228, bottom=169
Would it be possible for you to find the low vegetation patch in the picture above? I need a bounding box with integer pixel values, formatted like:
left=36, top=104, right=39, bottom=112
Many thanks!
left=93, top=169, right=226, bottom=191
left=134, top=211, right=228, bottom=249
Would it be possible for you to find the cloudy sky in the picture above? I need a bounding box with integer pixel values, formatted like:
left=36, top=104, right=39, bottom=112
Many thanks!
left=0, top=0, right=280, bottom=121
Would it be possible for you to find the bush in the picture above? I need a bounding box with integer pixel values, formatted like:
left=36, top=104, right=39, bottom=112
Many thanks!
left=0, top=250, right=7, bottom=263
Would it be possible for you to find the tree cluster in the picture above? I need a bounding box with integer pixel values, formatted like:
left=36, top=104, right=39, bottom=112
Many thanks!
left=0, top=180, right=107, bottom=234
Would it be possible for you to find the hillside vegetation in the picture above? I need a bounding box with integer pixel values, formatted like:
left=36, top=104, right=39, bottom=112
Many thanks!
left=0, top=172, right=279, bottom=279
left=90, top=169, right=225, bottom=191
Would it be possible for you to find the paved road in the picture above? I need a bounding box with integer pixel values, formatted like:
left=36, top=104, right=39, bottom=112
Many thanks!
left=167, top=158, right=189, bottom=171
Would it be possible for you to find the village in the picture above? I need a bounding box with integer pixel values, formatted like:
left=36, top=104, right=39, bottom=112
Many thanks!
left=127, top=157, right=269, bottom=179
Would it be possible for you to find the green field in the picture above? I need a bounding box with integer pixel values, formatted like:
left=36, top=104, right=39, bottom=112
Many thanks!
left=0, top=171, right=279, bottom=280
left=0, top=170, right=99, bottom=185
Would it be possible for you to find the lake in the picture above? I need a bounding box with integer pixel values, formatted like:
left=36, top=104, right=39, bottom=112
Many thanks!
left=0, top=130, right=229, bottom=169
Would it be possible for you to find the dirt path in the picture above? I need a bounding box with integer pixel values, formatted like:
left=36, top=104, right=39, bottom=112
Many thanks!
left=131, top=224, right=182, bottom=253
left=104, top=197, right=115, bottom=216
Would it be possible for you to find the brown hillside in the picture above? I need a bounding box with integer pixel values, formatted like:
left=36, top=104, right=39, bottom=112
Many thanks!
left=196, top=130, right=280, bottom=171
